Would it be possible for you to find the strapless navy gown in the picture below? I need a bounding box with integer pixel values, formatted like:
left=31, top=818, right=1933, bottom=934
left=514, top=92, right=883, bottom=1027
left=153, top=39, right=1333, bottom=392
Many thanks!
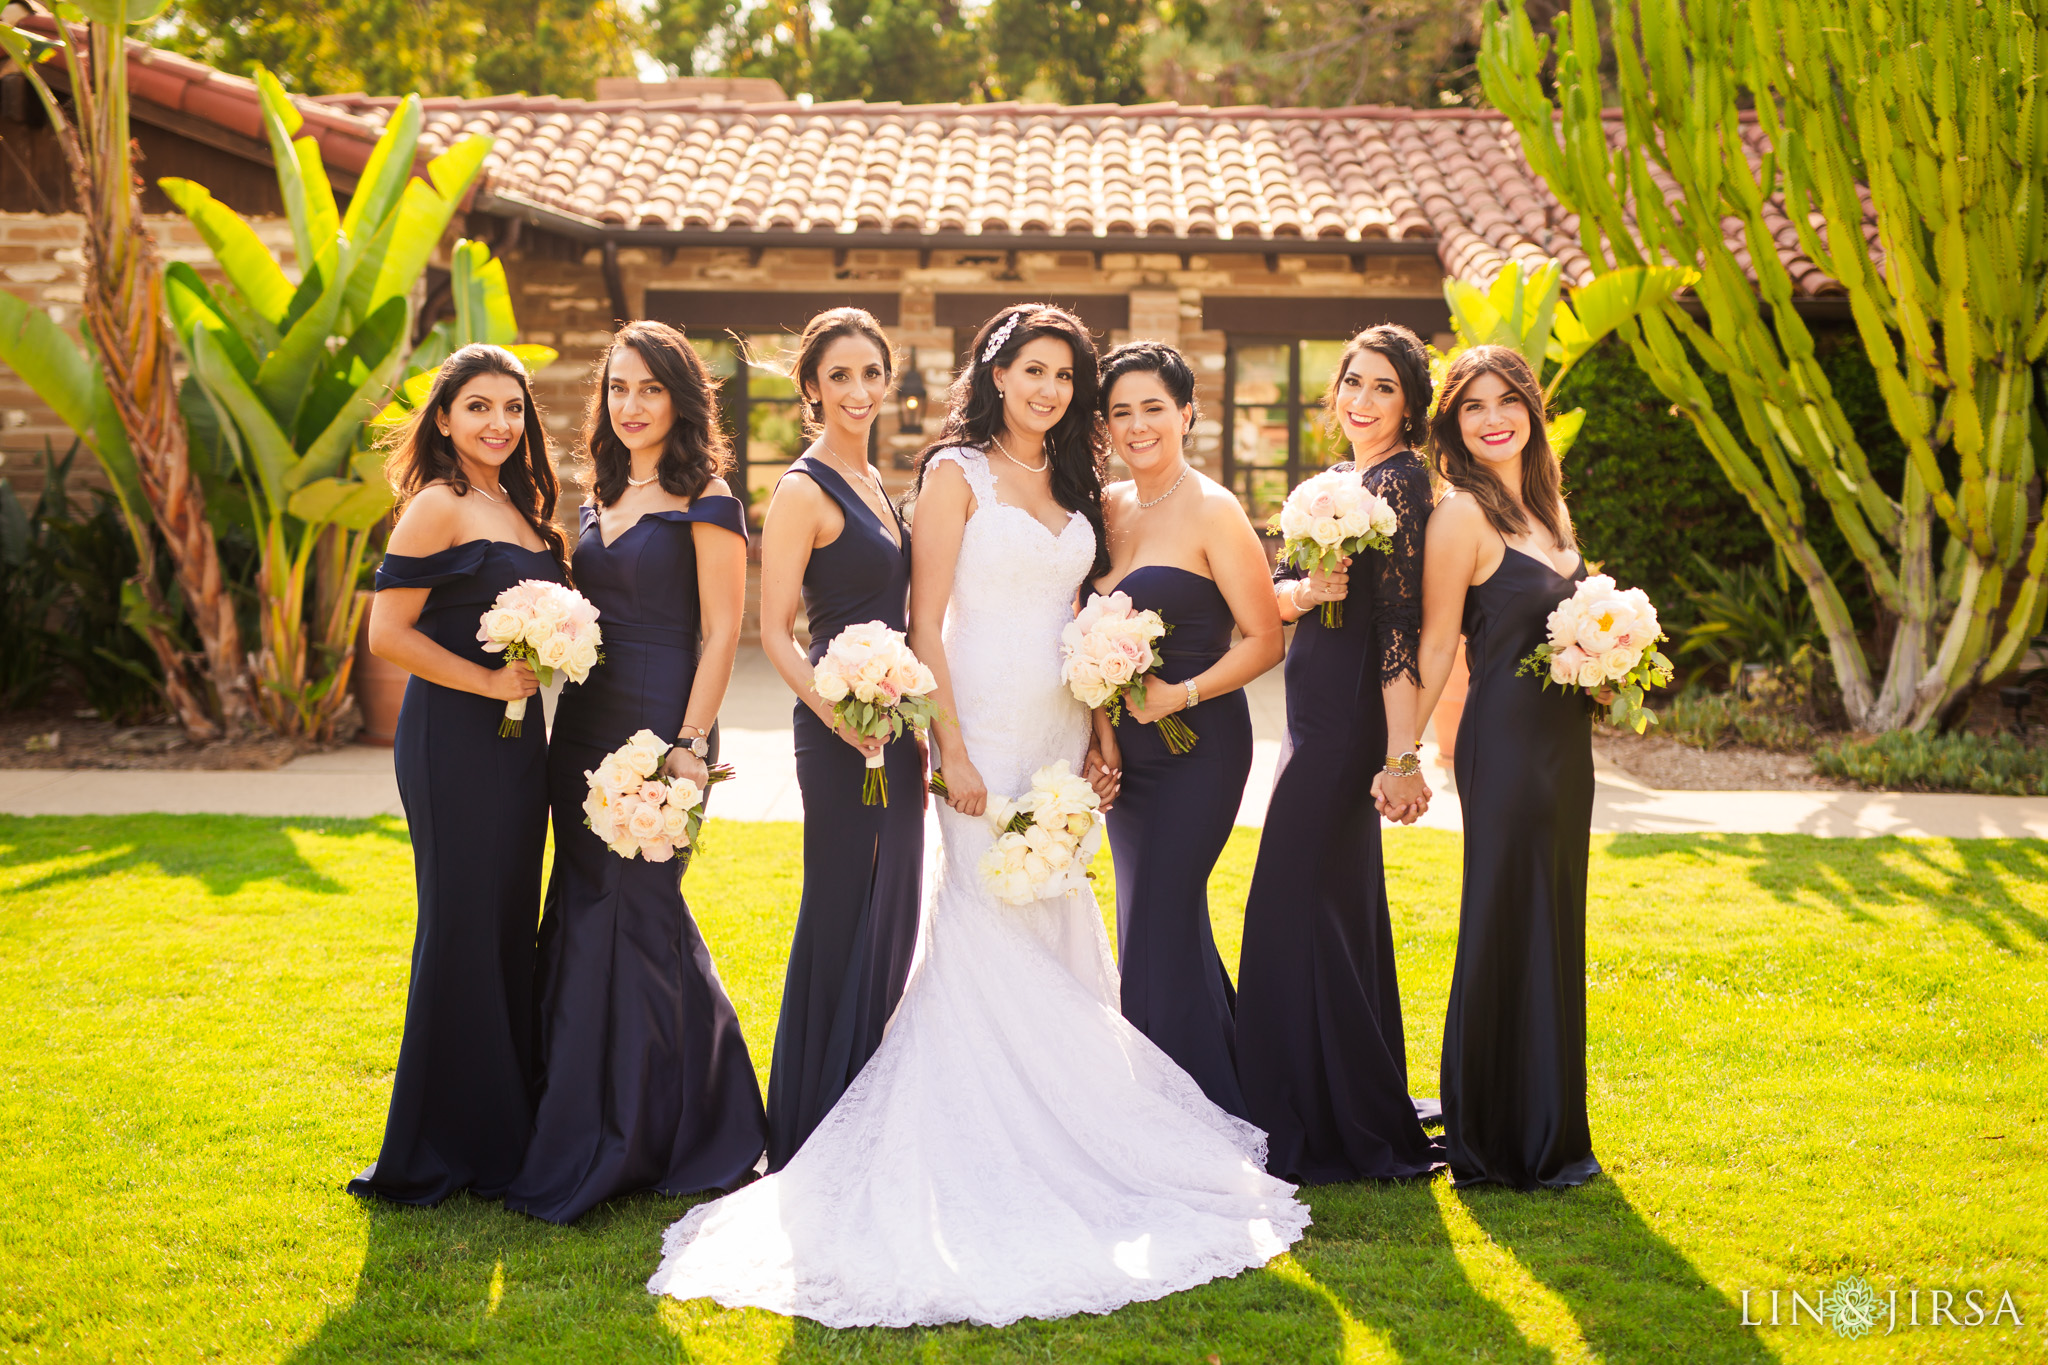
left=765, top=456, right=924, bottom=1171
left=1236, top=452, right=1442, bottom=1183
left=1442, top=546, right=1601, bottom=1189
left=504, top=499, right=767, bottom=1223
left=350, top=538, right=564, bottom=1206
left=1098, top=566, right=1252, bottom=1121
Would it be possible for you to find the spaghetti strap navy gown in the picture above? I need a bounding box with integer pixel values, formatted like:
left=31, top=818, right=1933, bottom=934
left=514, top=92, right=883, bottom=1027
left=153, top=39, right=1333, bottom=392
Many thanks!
left=1235, top=451, right=1442, bottom=1184
left=764, top=455, right=924, bottom=1171
left=1098, top=565, right=1253, bottom=1121
left=1441, top=544, right=1601, bottom=1189
left=349, top=538, right=563, bottom=1206
left=504, top=499, right=767, bottom=1224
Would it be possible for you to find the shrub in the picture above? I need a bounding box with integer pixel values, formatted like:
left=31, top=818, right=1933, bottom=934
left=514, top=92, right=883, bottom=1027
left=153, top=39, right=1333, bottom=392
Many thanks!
left=1655, top=645, right=1843, bottom=752
left=1812, top=731, right=2048, bottom=796
left=1671, top=550, right=1824, bottom=682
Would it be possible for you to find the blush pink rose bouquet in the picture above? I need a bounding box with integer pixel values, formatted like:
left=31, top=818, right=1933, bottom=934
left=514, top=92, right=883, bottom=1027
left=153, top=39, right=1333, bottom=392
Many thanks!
left=811, top=620, right=939, bottom=806
left=477, top=579, right=603, bottom=737
left=1060, top=590, right=1196, bottom=754
left=1268, top=468, right=1398, bottom=627
left=1516, top=574, right=1673, bottom=732
left=582, top=728, right=735, bottom=862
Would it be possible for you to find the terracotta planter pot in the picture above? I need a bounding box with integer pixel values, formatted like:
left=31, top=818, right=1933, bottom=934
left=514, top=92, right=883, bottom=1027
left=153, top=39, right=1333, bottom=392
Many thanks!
left=1431, top=640, right=1470, bottom=764
left=353, top=617, right=409, bottom=747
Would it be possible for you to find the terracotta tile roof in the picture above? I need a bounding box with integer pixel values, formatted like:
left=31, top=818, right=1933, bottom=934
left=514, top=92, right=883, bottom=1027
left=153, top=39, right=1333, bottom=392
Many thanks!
left=7, top=16, right=1861, bottom=297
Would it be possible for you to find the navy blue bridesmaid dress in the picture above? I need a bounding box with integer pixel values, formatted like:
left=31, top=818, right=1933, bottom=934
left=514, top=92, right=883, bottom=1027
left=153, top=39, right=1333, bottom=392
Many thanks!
left=349, top=538, right=564, bottom=1206
left=764, top=454, right=924, bottom=1171
left=1098, top=565, right=1253, bottom=1121
left=504, top=498, right=767, bottom=1224
left=1441, top=544, right=1601, bottom=1189
left=1234, top=451, right=1441, bottom=1183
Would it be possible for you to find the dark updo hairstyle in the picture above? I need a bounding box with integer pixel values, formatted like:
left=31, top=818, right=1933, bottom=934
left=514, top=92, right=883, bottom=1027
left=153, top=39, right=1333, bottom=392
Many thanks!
left=1322, top=322, right=1433, bottom=450
left=786, top=306, right=895, bottom=432
left=385, top=342, right=567, bottom=569
left=1428, top=343, right=1574, bottom=551
left=915, top=304, right=1110, bottom=577
left=585, top=320, right=733, bottom=507
left=1098, top=340, right=1198, bottom=435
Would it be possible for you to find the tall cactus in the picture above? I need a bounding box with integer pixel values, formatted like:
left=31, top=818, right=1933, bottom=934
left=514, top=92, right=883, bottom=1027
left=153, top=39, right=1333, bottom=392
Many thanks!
left=1481, top=0, right=2048, bottom=731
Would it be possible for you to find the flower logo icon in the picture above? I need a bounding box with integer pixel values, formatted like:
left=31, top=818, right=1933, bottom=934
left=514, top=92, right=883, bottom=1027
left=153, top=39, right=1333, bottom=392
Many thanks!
left=1820, top=1276, right=1882, bottom=1338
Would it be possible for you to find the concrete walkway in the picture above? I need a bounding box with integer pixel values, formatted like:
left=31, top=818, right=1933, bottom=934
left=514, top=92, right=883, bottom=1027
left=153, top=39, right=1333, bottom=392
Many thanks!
left=4, top=651, right=2044, bottom=838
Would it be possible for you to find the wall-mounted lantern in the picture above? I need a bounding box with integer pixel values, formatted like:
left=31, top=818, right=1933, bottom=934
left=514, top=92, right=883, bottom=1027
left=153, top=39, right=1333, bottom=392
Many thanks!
left=899, top=366, right=927, bottom=433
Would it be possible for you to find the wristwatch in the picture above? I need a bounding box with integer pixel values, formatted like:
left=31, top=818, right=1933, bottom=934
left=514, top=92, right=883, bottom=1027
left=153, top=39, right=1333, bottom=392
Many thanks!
left=1383, top=750, right=1421, bottom=777
left=678, top=725, right=709, bottom=759
left=1184, top=678, right=1201, bottom=710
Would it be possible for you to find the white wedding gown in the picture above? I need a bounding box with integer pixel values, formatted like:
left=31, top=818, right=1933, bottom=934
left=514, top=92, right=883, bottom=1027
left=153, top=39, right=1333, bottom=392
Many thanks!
left=646, top=448, right=1309, bottom=1328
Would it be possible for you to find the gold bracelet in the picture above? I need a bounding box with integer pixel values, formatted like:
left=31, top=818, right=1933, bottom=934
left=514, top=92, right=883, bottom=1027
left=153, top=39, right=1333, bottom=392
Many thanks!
left=1383, top=751, right=1421, bottom=777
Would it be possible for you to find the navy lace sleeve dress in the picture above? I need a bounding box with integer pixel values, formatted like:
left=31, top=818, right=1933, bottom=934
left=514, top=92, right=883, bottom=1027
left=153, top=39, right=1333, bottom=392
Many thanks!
left=348, top=538, right=564, bottom=1206
left=504, top=498, right=768, bottom=1224
left=763, top=455, right=924, bottom=1171
left=1097, top=565, right=1255, bottom=1121
left=1234, top=451, right=1443, bottom=1184
left=1439, top=542, right=1601, bottom=1190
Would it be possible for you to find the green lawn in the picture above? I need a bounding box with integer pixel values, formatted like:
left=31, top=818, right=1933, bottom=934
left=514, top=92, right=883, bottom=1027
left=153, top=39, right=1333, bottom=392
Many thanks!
left=0, top=816, right=2043, bottom=1364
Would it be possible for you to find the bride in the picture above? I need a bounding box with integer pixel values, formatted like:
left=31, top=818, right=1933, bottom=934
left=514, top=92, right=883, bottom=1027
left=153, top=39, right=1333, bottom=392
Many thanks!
left=647, top=306, right=1308, bottom=1329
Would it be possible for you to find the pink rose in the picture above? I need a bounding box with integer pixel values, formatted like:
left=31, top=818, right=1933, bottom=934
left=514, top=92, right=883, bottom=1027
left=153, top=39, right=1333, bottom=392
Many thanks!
left=625, top=801, right=666, bottom=843
left=639, top=839, right=676, bottom=863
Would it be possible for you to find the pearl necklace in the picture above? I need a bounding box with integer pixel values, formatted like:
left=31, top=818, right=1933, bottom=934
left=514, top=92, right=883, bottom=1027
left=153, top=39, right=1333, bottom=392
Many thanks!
left=991, top=434, right=1050, bottom=475
left=1137, top=463, right=1190, bottom=509
left=626, top=472, right=658, bottom=487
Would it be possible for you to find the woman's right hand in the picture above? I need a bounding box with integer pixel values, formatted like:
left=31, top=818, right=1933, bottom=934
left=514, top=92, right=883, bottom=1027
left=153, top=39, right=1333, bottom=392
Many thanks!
left=1305, top=556, right=1352, bottom=603
left=480, top=659, right=539, bottom=702
left=938, top=752, right=988, bottom=818
left=828, top=713, right=886, bottom=763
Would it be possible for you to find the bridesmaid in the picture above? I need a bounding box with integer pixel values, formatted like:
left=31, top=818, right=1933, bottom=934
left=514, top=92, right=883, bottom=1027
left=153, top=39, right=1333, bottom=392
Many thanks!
left=759, top=308, right=922, bottom=1171
left=351, top=344, right=568, bottom=1205
left=1091, top=341, right=1283, bottom=1122
left=1234, top=324, right=1443, bottom=1184
left=1414, top=344, right=1602, bottom=1190
left=505, top=322, right=767, bottom=1223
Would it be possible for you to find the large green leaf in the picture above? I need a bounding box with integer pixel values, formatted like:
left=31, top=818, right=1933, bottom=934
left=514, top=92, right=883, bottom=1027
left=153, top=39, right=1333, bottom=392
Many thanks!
left=362, top=138, right=493, bottom=319
left=162, top=263, right=261, bottom=381
left=291, top=339, right=407, bottom=492
left=450, top=239, right=521, bottom=347
left=295, top=295, right=411, bottom=447
left=256, top=255, right=349, bottom=430
left=340, top=96, right=422, bottom=246
left=1568, top=265, right=1699, bottom=354
left=190, top=327, right=299, bottom=512
left=67, top=0, right=174, bottom=24
left=287, top=476, right=396, bottom=532
left=255, top=67, right=315, bottom=270
left=0, top=291, right=145, bottom=522
left=156, top=178, right=295, bottom=329
left=510, top=344, right=559, bottom=373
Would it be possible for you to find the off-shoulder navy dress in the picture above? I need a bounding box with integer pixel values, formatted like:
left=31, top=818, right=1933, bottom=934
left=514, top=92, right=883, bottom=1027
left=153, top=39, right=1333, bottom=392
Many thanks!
left=1441, top=545, right=1600, bottom=1189
left=764, top=455, right=923, bottom=1171
left=505, top=498, right=767, bottom=1224
left=1097, top=565, right=1253, bottom=1121
left=349, top=538, right=563, bottom=1206
left=1236, top=451, right=1442, bottom=1184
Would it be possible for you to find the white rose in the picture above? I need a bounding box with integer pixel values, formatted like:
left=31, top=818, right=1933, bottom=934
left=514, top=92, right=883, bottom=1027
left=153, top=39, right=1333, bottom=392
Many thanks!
left=625, top=801, right=665, bottom=843
left=1369, top=500, right=1399, bottom=538
left=1601, top=646, right=1641, bottom=677
left=814, top=665, right=850, bottom=703
left=1100, top=651, right=1137, bottom=686
left=535, top=633, right=574, bottom=672
left=567, top=637, right=600, bottom=678
left=1549, top=651, right=1577, bottom=686
left=479, top=608, right=525, bottom=647
left=1576, top=657, right=1608, bottom=690
left=662, top=803, right=690, bottom=841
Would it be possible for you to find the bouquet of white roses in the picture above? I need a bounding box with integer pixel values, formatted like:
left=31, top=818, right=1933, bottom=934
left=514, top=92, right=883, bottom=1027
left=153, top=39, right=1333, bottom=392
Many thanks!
left=812, top=620, right=940, bottom=806
left=978, top=760, right=1106, bottom=906
left=477, top=579, right=603, bottom=737
left=1516, top=574, right=1674, bottom=733
left=582, top=728, right=734, bottom=862
left=1060, top=590, right=1196, bottom=753
left=1267, top=468, right=1399, bottom=628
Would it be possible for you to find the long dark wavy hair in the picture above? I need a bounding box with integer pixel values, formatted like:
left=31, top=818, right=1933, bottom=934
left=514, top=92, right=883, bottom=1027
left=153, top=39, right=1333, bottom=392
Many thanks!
left=385, top=342, right=567, bottom=569
left=584, top=320, right=733, bottom=507
left=1322, top=323, right=1432, bottom=450
left=785, top=306, right=894, bottom=433
left=915, top=304, right=1109, bottom=577
left=1428, top=344, right=1573, bottom=550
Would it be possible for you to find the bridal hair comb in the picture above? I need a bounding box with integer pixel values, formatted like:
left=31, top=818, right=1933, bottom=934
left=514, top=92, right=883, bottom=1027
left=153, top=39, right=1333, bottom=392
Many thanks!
left=980, top=311, right=1024, bottom=364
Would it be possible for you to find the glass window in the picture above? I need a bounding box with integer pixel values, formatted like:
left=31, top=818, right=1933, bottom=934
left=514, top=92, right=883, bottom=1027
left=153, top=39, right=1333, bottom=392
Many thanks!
left=689, top=335, right=811, bottom=520
left=1224, top=336, right=1357, bottom=523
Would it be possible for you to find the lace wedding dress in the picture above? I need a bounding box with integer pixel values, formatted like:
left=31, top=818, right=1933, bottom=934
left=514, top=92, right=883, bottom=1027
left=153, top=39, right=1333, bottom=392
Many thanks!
left=646, top=448, right=1309, bottom=1328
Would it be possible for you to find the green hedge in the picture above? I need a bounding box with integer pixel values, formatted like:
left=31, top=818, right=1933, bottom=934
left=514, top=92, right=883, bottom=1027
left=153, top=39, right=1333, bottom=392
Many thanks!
left=1551, top=331, right=1906, bottom=630
left=1812, top=730, right=2048, bottom=795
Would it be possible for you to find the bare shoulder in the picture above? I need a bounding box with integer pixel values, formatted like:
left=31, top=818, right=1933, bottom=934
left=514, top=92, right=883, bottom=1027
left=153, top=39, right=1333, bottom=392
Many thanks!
left=1195, top=471, right=1247, bottom=522
left=698, top=474, right=735, bottom=501
left=1430, top=487, right=1487, bottom=536
left=385, top=484, right=465, bottom=556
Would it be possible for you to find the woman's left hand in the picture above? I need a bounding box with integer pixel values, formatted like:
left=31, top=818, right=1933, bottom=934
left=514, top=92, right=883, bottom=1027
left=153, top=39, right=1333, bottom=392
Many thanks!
left=1084, top=733, right=1122, bottom=810
left=663, top=746, right=710, bottom=788
left=1371, top=768, right=1430, bottom=824
left=1126, top=673, right=1188, bottom=725
left=1593, top=684, right=1616, bottom=707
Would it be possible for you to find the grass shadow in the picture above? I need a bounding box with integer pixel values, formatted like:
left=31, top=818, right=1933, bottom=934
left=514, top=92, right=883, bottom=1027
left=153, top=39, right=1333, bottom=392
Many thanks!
left=1458, top=1178, right=1776, bottom=1364
left=1291, top=1178, right=1555, bottom=1365
left=1602, top=832, right=2048, bottom=951
left=0, top=813, right=407, bottom=898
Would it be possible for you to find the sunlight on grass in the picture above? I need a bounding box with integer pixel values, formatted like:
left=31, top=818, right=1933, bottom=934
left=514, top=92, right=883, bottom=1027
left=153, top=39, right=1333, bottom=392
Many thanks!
left=0, top=815, right=2042, bottom=1362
